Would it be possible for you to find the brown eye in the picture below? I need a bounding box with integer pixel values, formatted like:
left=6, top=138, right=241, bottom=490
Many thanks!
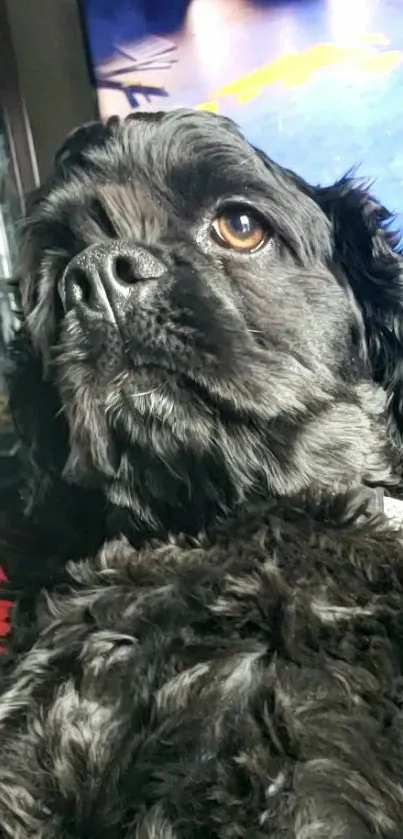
left=211, top=207, right=267, bottom=252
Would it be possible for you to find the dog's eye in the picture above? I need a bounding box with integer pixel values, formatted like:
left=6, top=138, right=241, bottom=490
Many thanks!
left=211, top=207, right=267, bottom=252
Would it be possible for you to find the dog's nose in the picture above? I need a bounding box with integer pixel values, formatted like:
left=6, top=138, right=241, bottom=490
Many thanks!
left=60, top=241, right=166, bottom=314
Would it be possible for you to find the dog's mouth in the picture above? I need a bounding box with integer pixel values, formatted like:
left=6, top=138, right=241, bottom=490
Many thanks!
left=56, top=321, right=260, bottom=493
left=55, top=297, right=263, bottom=418
left=54, top=306, right=398, bottom=519
left=55, top=304, right=344, bottom=440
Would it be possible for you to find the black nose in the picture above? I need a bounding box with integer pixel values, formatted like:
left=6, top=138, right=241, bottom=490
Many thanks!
left=59, top=241, right=166, bottom=315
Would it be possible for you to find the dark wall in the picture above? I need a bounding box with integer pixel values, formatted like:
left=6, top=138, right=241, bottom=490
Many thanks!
left=4, top=0, right=97, bottom=180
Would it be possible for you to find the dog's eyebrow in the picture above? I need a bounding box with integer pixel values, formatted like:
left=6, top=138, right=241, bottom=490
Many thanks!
left=96, top=183, right=147, bottom=239
left=89, top=197, right=117, bottom=239
left=61, top=196, right=117, bottom=249
left=96, top=183, right=169, bottom=243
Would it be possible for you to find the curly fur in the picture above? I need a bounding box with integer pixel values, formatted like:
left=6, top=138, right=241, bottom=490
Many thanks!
left=2, top=109, right=403, bottom=836
left=2, top=497, right=403, bottom=838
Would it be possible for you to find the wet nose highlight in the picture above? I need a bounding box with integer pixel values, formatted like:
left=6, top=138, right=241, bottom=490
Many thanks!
left=60, top=242, right=166, bottom=314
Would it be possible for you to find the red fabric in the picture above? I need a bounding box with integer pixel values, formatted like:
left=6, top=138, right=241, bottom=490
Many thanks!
left=0, top=565, right=12, bottom=648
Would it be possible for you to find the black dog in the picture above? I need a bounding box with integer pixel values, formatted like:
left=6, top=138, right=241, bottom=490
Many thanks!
left=2, top=109, right=403, bottom=836
left=6, top=111, right=403, bottom=571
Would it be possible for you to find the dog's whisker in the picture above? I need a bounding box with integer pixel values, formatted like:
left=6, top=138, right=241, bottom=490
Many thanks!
left=127, top=386, right=161, bottom=400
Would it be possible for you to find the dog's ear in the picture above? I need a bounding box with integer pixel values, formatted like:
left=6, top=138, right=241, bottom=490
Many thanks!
left=312, top=176, right=403, bottom=435
left=5, top=327, right=107, bottom=563
left=6, top=326, right=69, bottom=507
left=256, top=147, right=403, bottom=435
left=2, top=328, right=107, bottom=585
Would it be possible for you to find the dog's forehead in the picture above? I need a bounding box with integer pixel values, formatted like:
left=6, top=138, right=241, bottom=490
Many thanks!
left=86, top=110, right=253, bottom=175
left=37, top=111, right=292, bottom=236
left=32, top=110, right=331, bottom=261
left=78, top=111, right=270, bottom=211
left=36, top=111, right=268, bottom=228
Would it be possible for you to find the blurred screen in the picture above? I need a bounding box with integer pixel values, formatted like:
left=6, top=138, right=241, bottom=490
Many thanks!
left=79, top=0, right=403, bottom=222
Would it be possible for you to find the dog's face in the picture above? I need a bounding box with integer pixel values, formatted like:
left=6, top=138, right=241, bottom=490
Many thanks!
left=12, top=110, right=403, bottom=531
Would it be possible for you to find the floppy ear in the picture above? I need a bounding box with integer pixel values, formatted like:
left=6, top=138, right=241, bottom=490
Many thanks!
left=312, top=176, right=403, bottom=437
left=255, top=145, right=403, bottom=435
left=4, top=326, right=107, bottom=583
left=256, top=146, right=403, bottom=434
left=7, top=325, right=69, bottom=494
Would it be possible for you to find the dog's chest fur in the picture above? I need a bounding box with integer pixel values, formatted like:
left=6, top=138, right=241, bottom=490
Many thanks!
left=1, top=494, right=403, bottom=838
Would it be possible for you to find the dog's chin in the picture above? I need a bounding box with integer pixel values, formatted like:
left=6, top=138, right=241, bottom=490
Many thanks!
left=56, top=349, right=398, bottom=537
left=54, top=309, right=398, bottom=530
left=59, top=359, right=223, bottom=482
left=55, top=315, right=270, bottom=459
left=56, top=332, right=282, bottom=530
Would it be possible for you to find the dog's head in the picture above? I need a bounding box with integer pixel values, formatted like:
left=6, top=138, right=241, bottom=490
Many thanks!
left=9, top=110, right=403, bottom=533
